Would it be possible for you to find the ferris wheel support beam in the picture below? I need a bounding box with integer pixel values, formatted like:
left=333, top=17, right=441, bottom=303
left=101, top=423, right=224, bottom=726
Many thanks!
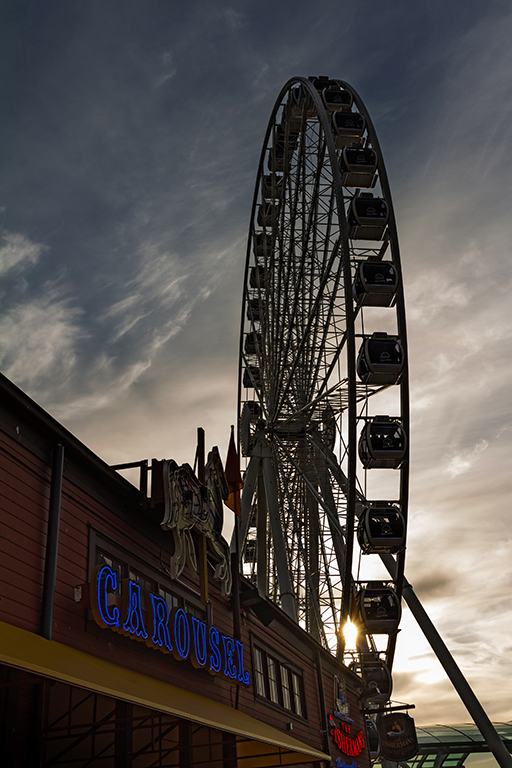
left=380, top=554, right=512, bottom=768
left=273, top=434, right=347, bottom=541
left=235, top=432, right=298, bottom=621
left=256, top=472, right=268, bottom=595
left=314, top=451, right=348, bottom=578
left=308, top=431, right=366, bottom=508
left=230, top=453, right=260, bottom=556
left=261, top=452, right=298, bottom=622
left=275, top=459, right=329, bottom=647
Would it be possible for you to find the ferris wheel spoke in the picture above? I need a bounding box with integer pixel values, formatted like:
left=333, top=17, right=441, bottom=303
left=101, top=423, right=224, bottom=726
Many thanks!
left=271, top=127, right=331, bottom=415
left=302, top=187, right=337, bottom=381
left=315, top=454, right=348, bottom=576
left=308, top=429, right=366, bottom=507
left=307, top=266, right=346, bottom=402
left=269, top=115, right=307, bottom=398
left=272, top=193, right=312, bottom=412
left=274, top=241, right=344, bottom=417
left=272, top=432, right=347, bottom=542
left=275, top=447, right=329, bottom=645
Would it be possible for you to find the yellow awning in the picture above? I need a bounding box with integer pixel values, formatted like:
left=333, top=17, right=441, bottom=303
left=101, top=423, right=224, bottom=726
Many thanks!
left=0, top=620, right=329, bottom=764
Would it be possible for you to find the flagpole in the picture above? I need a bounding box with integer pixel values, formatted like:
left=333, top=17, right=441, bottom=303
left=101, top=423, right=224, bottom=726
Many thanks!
left=196, top=427, right=209, bottom=605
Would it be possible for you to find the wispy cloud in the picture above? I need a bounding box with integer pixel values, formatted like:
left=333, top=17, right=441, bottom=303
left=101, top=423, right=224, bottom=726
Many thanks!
left=0, top=285, right=82, bottom=387
left=442, top=439, right=489, bottom=478
left=222, top=7, right=244, bottom=31
left=0, top=231, right=46, bottom=277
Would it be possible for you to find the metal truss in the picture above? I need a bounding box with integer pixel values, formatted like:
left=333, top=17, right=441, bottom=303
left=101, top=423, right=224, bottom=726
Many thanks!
left=236, top=76, right=410, bottom=669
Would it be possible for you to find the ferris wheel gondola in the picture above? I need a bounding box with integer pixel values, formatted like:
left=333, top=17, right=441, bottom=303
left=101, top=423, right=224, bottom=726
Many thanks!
left=234, top=76, right=409, bottom=684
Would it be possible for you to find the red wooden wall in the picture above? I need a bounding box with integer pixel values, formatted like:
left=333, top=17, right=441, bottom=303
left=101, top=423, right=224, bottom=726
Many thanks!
left=0, top=388, right=369, bottom=763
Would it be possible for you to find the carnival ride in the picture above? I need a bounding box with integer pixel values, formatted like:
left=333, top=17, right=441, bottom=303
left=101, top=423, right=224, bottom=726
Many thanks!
left=231, top=79, right=512, bottom=768
left=234, top=75, right=408, bottom=707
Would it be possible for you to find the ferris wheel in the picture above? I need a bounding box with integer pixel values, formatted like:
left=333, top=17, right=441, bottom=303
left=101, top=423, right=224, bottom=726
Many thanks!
left=235, top=76, right=409, bottom=702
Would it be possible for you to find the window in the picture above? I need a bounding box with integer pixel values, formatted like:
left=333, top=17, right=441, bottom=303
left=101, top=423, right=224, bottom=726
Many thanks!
left=95, top=550, right=123, bottom=595
left=158, top=587, right=181, bottom=615
left=186, top=602, right=206, bottom=622
left=89, top=528, right=207, bottom=627
left=251, top=644, right=306, bottom=718
left=128, top=568, right=156, bottom=610
left=267, top=657, right=279, bottom=704
left=292, top=671, right=303, bottom=717
left=253, top=648, right=266, bottom=698
left=281, top=665, right=292, bottom=711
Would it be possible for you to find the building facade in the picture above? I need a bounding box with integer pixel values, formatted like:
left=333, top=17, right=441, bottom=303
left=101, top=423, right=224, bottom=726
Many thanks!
left=0, top=372, right=371, bottom=768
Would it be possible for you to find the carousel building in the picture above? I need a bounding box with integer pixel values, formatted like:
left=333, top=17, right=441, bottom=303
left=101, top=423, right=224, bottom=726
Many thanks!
left=0, top=371, right=371, bottom=767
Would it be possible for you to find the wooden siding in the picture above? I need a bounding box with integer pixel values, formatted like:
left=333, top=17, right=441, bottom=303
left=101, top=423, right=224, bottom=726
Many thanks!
left=321, top=658, right=371, bottom=768
left=0, top=431, right=49, bottom=632
left=0, top=400, right=368, bottom=760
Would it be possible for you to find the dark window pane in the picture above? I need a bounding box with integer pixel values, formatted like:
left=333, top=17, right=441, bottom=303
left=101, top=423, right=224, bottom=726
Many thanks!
left=267, top=657, right=279, bottom=704
left=96, top=551, right=123, bottom=595
left=158, top=588, right=180, bottom=614
left=129, top=569, right=156, bottom=610
left=254, top=649, right=266, bottom=698
left=292, top=672, right=303, bottom=717
left=281, top=665, right=292, bottom=710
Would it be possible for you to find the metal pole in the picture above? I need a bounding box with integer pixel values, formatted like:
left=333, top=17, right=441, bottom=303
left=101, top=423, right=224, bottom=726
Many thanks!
left=230, top=453, right=259, bottom=556
left=257, top=470, right=268, bottom=595
left=196, top=428, right=209, bottom=605
left=40, top=444, right=65, bottom=641
left=261, top=454, right=297, bottom=621
left=380, top=554, right=512, bottom=768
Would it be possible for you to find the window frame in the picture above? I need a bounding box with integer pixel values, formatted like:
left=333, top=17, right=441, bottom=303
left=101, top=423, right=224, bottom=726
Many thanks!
left=250, top=635, right=307, bottom=721
left=88, top=525, right=210, bottom=625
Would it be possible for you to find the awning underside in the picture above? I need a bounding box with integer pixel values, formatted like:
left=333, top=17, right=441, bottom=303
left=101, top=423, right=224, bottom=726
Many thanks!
left=0, top=620, right=329, bottom=765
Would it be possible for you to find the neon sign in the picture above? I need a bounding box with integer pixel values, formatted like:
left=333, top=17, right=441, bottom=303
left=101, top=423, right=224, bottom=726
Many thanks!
left=329, top=715, right=365, bottom=757
left=123, top=581, right=148, bottom=639
left=89, top=565, right=250, bottom=686
left=335, top=759, right=362, bottom=768
left=93, top=565, right=120, bottom=628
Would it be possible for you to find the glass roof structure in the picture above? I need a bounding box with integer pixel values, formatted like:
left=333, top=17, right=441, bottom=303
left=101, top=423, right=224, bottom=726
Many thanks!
left=378, top=722, right=512, bottom=768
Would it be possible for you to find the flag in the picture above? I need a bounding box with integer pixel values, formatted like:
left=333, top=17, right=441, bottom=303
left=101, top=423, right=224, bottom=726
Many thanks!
left=224, top=425, right=243, bottom=518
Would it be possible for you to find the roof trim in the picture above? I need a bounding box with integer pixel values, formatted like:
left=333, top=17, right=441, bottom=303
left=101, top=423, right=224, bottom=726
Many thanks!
left=0, top=371, right=137, bottom=501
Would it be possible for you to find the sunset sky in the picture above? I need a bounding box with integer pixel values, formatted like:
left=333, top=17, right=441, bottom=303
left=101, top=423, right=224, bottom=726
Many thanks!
left=1, top=0, right=512, bottom=728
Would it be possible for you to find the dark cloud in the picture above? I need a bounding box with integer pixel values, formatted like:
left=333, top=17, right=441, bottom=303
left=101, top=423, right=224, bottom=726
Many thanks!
left=409, top=572, right=456, bottom=600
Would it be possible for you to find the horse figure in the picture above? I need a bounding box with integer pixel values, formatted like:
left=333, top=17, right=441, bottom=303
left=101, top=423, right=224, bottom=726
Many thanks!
left=160, top=448, right=232, bottom=596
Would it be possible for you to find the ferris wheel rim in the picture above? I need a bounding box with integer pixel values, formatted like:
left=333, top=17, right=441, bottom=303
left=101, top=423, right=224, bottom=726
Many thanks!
left=237, top=76, right=409, bottom=669
left=238, top=77, right=356, bottom=428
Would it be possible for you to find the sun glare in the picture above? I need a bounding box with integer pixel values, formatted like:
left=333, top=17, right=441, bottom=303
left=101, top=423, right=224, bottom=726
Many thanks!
left=343, top=619, right=358, bottom=650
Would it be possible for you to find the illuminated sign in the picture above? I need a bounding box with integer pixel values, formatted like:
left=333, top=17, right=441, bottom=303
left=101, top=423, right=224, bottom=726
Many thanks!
left=329, top=715, right=365, bottom=757
left=335, top=760, right=362, bottom=768
left=89, top=565, right=250, bottom=686
left=333, top=675, right=355, bottom=724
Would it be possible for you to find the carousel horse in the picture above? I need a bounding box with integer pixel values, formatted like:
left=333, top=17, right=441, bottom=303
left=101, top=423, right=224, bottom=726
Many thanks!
left=160, top=449, right=232, bottom=596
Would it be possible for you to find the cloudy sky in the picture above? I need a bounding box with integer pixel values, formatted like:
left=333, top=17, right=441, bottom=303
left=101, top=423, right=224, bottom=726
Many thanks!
left=2, top=0, right=512, bottom=730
